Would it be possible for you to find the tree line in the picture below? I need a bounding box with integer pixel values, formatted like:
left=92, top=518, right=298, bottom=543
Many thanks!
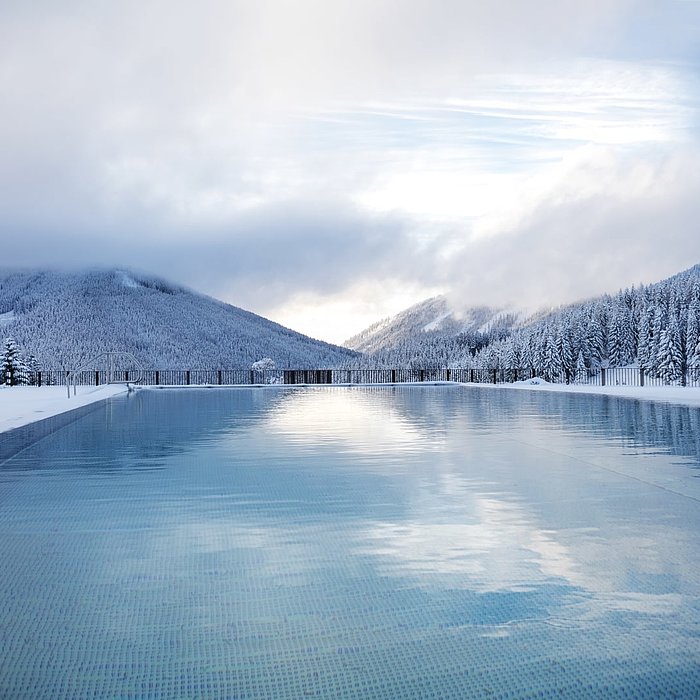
left=472, top=265, right=700, bottom=383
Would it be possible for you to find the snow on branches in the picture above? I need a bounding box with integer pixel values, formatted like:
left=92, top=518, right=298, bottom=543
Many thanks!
left=1, top=337, right=37, bottom=386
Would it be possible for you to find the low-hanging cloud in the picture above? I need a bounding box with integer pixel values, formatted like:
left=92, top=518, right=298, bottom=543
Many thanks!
left=444, top=144, right=700, bottom=314
left=0, top=196, right=442, bottom=314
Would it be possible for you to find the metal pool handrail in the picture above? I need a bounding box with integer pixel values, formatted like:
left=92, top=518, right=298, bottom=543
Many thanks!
left=66, top=352, right=143, bottom=397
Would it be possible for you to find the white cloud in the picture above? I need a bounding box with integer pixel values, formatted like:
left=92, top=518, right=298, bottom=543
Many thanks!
left=269, top=280, right=445, bottom=345
left=445, top=143, right=700, bottom=311
left=0, top=0, right=699, bottom=339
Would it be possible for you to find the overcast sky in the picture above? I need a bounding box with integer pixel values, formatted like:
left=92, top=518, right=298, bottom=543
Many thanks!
left=2, top=1, right=700, bottom=344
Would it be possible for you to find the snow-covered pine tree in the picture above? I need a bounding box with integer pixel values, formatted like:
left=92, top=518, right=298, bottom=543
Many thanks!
left=637, top=307, right=653, bottom=373
left=620, top=306, right=636, bottom=365
left=572, top=315, right=588, bottom=365
left=607, top=307, right=623, bottom=368
left=656, top=316, right=683, bottom=384
left=503, top=341, right=518, bottom=381
left=691, top=336, right=700, bottom=381
left=556, top=326, right=574, bottom=380
left=574, top=350, right=587, bottom=384
left=542, top=332, right=562, bottom=382
left=587, top=312, right=606, bottom=370
left=1, top=337, right=29, bottom=386
left=648, top=305, right=668, bottom=376
left=25, top=354, right=41, bottom=386
left=685, top=306, right=699, bottom=375
left=608, top=303, right=635, bottom=368
left=535, top=327, right=550, bottom=377
left=519, top=335, right=534, bottom=376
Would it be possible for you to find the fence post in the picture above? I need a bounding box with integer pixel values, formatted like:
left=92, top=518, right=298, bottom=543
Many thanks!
left=492, top=368, right=497, bottom=384
left=601, top=368, right=606, bottom=387
left=391, top=369, right=396, bottom=383
left=420, top=369, right=425, bottom=382
left=95, top=370, right=99, bottom=386
left=155, top=370, right=160, bottom=385
left=186, top=370, right=191, bottom=386
left=37, top=371, right=42, bottom=387
left=218, top=370, right=222, bottom=385
left=125, top=370, right=129, bottom=382
left=640, top=368, right=644, bottom=387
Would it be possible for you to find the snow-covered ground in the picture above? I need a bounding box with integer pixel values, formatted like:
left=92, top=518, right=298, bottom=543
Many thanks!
left=2, top=380, right=700, bottom=436
left=487, top=377, right=700, bottom=408
left=0, top=384, right=128, bottom=433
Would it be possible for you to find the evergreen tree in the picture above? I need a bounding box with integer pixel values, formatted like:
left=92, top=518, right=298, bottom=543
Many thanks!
left=503, top=341, right=518, bottom=381
left=690, top=336, right=700, bottom=381
left=556, top=327, right=574, bottom=380
left=25, top=354, right=41, bottom=386
left=1, top=337, right=29, bottom=386
left=620, top=306, right=636, bottom=365
left=607, top=307, right=624, bottom=368
left=572, top=316, right=588, bottom=364
left=685, top=306, right=699, bottom=371
left=587, top=312, right=606, bottom=369
left=574, top=350, right=587, bottom=384
left=542, top=333, right=562, bottom=382
left=637, top=308, right=653, bottom=372
left=520, top=336, right=534, bottom=376
left=648, top=306, right=668, bottom=376
left=656, top=316, right=683, bottom=384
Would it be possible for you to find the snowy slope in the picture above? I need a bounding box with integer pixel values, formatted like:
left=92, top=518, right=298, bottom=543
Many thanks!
left=0, top=269, right=359, bottom=368
left=344, top=295, right=522, bottom=365
left=344, top=264, right=700, bottom=372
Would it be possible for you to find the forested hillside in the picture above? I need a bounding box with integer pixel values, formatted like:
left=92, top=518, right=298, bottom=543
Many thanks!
left=3, top=265, right=699, bottom=378
left=0, top=269, right=359, bottom=368
left=345, top=264, right=700, bottom=380
left=472, top=264, right=700, bottom=382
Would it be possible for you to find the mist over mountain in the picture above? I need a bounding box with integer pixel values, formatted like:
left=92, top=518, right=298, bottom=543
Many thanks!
left=345, top=264, right=700, bottom=379
left=0, top=269, right=359, bottom=369
left=344, top=296, right=523, bottom=368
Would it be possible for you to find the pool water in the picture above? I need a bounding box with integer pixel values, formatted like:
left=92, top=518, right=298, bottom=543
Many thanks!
left=1, top=386, right=700, bottom=698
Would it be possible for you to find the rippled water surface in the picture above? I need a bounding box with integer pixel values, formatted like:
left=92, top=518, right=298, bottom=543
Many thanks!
left=2, top=386, right=700, bottom=698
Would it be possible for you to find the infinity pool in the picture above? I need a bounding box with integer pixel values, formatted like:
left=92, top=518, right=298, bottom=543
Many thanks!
left=1, top=386, right=700, bottom=698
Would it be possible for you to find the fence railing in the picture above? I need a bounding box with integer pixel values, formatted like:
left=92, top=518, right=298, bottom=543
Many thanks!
left=23, top=366, right=700, bottom=388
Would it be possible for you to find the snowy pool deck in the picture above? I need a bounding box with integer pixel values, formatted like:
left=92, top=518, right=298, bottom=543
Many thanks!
left=0, top=385, right=129, bottom=433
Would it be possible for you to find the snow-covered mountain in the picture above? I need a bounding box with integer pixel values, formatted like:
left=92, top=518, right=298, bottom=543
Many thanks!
left=0, top=269, right=359, bottom=368
left=344, top=296, right=522, bottom=367
left=344, top=264, right=700, bottom=377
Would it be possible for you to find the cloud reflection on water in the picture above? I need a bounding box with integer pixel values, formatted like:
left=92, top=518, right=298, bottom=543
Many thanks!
left=3, top=385, right=700, bottom=697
